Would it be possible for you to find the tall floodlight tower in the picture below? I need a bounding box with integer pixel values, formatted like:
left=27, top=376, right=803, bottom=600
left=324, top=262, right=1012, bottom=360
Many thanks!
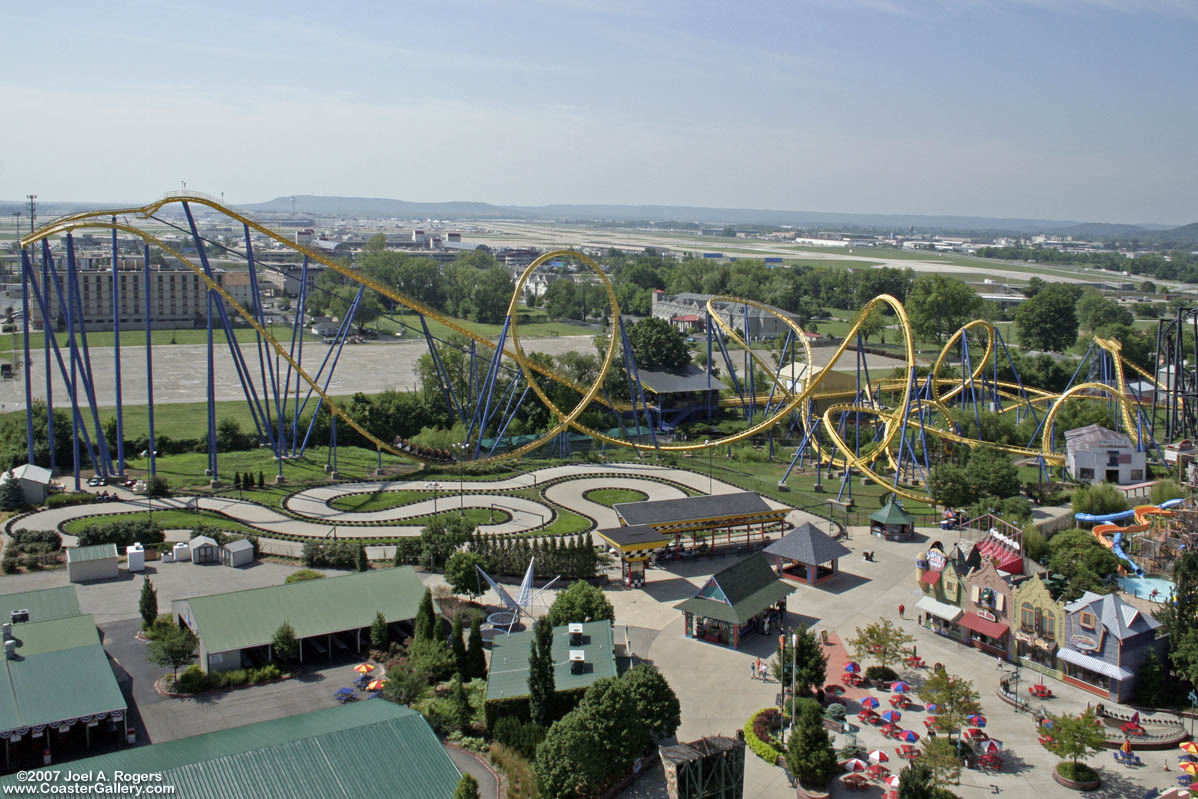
left=25, top=195, right=36, bottom=233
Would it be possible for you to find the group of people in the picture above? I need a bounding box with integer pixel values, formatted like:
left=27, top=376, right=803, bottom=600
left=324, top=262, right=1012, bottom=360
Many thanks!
left=91, top=491, right=122, bottom=502
left=749, top=657, right=770, bottom=682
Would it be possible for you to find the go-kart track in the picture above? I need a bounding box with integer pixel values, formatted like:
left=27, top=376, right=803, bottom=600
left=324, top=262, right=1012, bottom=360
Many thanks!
left=9, top=463, right=822, bottom=558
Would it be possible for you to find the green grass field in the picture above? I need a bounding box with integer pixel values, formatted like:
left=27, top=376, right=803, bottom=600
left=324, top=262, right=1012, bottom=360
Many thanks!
left=329, top=489, right=456, bottom=512
left=0, top=325, right=321, bottom=355
left=378, top=311, right=596, bottom=342
left=582, top=487, right=648, bottom=507
left=60, top=509, right=258, bottom=536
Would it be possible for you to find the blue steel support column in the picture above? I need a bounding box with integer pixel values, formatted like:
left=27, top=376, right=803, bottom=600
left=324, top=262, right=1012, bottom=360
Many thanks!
left=62, top=239, right=114, bottom=476
left=468, top=316, right=509, bottom=458
left=111, top=220, right=125, bottom=474
left=206, top=291, right=218, bottom=482
left=617, top=316, right=659, bottom=451
left=65, top=237, right=82, bottom=491
left=20, top=251, right=34, bottom=463
left=40, top=242, right=56, bottom=472
left=144, top=245, right=156, bottom=478
left=244, top=225, right=280, bottom=455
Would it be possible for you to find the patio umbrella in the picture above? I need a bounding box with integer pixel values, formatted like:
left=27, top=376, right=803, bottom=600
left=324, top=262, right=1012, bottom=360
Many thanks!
left=841, top=758, right=869, bottom=772
left=867, top=764, right=890, bottom=780
left=1183, top=742, right=1198, bottom=755
left=860, top=696, right=880, bottom=709
left=881, top=710, right=902, bottom=724
left=825, top=684, right=846, bottom=696
left=868, top=749, right=890, bottom=763
left=925, top=703, right=940, bottom=713
left=366, top=679, right=384, bottom=691
left=1182, top=762, right=1198, bottom=776
left=353, top=663, right=374, bottom=674
left=891, top=681, right=911, bottom=693
left=885, top=774, right=901, bottom=788
left=978, top=739, right=1002, bottom=755
left=967, top=714, right=987, bottom=727
left=1040, top=718, right=1054, bottom=730
left=897, top=730, right=920, bottom=743
left=845, top=662, right=862, bottom=673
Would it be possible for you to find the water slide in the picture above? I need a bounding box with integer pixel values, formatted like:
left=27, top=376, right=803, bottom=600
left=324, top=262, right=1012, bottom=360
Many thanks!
left=1075, top=498, right=1184, bottom=578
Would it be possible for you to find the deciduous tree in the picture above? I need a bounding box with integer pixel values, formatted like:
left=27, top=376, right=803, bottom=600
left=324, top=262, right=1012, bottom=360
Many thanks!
left=147, top=624, right=198, bottom=678
left=917, top=670, right=981, bottom=736
left=271, top=621, right=299, bottom=665
left=906, top=275, right=982, bottom=344
left=849, top=619, right=914, bottom=670
left=1015, top=283, right=1080, bottom=352
left=546, top=580, right=615, bottom=626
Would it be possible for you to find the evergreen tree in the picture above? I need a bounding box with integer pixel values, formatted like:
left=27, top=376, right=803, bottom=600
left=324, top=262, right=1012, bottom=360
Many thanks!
left=231, top=472, right=241, bottom=491
left=451, top=612, right=468, bottom=676
left=257, top=470, right=265, bottom=488
left=786, top=701, right=838, bottom=789
left=528, top=617, right=556, bottom=726
left=370, top=611, right=389, bottom=650
left=0, top=474, right=26, bottom=511
left=465, top=615, right=486, bottom=679
left=355, top=544, right=368, bottom=572
left=138, top=577, right=158, bottom=629
left=448, top=673, right=472, bottom=733
left=414, top=588, right=438, bottom=642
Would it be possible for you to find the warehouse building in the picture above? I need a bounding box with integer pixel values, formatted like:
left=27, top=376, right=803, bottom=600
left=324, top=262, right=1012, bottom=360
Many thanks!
left=173, top=567, right=428, bottom=672
left=0, top=464, right=53, bottom=506
left=0, top=702, right=462, bottom=799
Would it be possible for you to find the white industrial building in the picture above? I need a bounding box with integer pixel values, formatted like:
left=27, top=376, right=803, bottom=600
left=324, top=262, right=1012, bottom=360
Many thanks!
left=1064, top=424, right=1146, bottom=485
left=1, top=464, right=53, bottom=506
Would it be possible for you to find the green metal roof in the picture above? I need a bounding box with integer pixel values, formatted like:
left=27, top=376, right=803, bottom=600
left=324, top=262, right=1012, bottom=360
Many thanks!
left=675, top=554, right=796, bottom=624
left=10, top=614, right=99, bottom=656
left=177, top=567, right=427, bottom=654
left=871, top=500, right=915, bottom=525
left=486, top=620, right=617, bottom=701
left=0, top=702, right=462, bottom=799
left=67, top=543, right=119, bottom=563
left=0, top=585, right=80, bottom=622
left=0, top=616, right=126, bottom=735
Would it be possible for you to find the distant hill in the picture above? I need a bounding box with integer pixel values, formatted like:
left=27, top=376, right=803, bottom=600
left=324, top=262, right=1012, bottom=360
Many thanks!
left=1145, top=222, right=1198, bottom=246
left=241, top=195, right=1109, bottom=234
left=1053, top=222, right=1153, bottom=237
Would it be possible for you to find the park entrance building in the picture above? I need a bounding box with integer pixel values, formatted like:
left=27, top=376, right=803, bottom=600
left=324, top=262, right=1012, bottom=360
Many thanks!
left=676, top=553, right=795, bottom=648
left=598, top=492, right=791, bottom=588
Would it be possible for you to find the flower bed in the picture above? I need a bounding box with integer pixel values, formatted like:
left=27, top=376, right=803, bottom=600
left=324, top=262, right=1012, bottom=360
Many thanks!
left=744, top=708, right=784, bottom=764
left=1052, top=762, right=1100, bottom=791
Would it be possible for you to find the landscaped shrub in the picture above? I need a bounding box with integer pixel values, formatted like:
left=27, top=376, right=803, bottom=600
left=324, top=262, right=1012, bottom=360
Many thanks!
left=1057, top=762, right=1098, bottom=783
left=175, top=665, right=209, bottom=694
left=825, top=702, right=846, bottom=720
left=45, top=492, right=102, bottom=509
left=492, top=716, right=546, bottom=760
left=489, top=742, right=538, bottom=799
left=76, top=518, right=165, bottom=548
left=251, top=664, right=282, bottom=682
left=744, top=708, right=784, bottom=764
left=0, top=555, right=18, bottom=574
left=284, top=569, right=325, bottom=584
left=302, top=539, right=358, bottom=570
left=753, top=707, right=782, bottom=743
left=9, top=529, right=62, bottom=550
left=865, top=665, right=898, bottom=683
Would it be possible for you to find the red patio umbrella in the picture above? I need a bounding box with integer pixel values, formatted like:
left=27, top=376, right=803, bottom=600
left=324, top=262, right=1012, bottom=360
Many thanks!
left=860, top=696, right=880, bottom=709
left=978, top=739, right=1002, bottom=755
left=897, top=729, right=920, bottom=743
left=844, top=662, right=862, bottom=673
left=366, top=679, right=384, bottom=691
left=841, top=758, right=869, bottom=772
left=884, top=774, right=901, bottom=788
left=868, top=749, right=890, bottom=763
left=353, top=663, right=374, bottom=674
left=867, top=764, right=890, bottom=780
left=891, top=680, right=911, bottom=693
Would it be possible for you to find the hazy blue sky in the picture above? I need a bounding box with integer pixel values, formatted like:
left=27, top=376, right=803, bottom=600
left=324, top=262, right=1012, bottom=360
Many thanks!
left=2, top=1, right=1195, bottom=223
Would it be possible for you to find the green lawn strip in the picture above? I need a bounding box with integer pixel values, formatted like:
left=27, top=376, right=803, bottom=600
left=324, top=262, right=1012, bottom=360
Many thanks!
left=329, top=489, right=457, bottom=512
left=383, top=311, right=595, bottom=341
left=60, top=509, right=258, bottom=536
left=0, top=325, right=322, bottom=355
left=582, top=487, right=649, bottom=507
left=383, top=508, right=511, bottom=527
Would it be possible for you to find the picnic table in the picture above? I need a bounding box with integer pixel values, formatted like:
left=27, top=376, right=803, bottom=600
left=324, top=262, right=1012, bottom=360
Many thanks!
left=842, top=673, right=865, bottom=686
left=334, top=687, right=358, bottom=703
left=842, top=774, right=870, bottom=792
left=880, top=723, right=899, bottom=737
left=903, top=656, right=926, bottom=668
left=897, top=745, right=921, bottom=759
left=923, top=717, right=939, bottom=730
left=889, top=694, right=911, bottom=709
left=866, top=764, right=890, bottom=780
left=1038, top=735, right=1055, bottom=746
left=978, top=753, right=1003, bottom=771
left=964, top=728, right=989, bottom=741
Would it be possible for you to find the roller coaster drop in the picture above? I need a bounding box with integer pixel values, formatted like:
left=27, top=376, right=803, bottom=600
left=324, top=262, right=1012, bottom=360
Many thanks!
left=15, top=195, right=1174, bottom=503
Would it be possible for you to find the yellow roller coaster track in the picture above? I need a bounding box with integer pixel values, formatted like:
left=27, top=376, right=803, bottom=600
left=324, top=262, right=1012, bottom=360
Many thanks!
left=18, top=195, right=1169, bottom=500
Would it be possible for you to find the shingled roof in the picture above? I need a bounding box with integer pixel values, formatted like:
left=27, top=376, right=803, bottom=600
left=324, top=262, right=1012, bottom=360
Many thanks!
left=764, top=522, right=851, bottom=565
left=675, top=553, right=795, bottom=624
left=615, top=492, right=776, bottom=527
left=1064, top=591, right=1161, bottom=641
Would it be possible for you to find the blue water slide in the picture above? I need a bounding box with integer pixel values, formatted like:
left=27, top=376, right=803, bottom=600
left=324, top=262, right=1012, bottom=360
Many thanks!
left=1110, top=532, right=1144, bottom=577
left=1074, top=498, right=1185, bottom=579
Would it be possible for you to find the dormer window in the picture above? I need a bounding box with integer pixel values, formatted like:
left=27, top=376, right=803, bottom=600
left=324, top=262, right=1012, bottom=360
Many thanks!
left=1080, top=611, right=1096, bottom=631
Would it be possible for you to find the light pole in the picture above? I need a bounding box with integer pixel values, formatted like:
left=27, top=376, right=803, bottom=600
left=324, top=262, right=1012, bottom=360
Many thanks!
left=425, top=481, right=440, bottom=516
left=704, top=440, right=712, bottom=495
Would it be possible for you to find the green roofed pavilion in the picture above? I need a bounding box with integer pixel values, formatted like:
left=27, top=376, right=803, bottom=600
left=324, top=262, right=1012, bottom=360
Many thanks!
left=174, top=566, right=427, bottom=672
left=870, top=499, right=916, bottom=540
left=0, top=701, right=462, bottom=799
left=676, top=553, right=795, bottom=648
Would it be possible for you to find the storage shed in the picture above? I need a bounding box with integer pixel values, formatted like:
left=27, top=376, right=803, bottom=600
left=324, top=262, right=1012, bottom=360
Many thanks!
left=66, top=543, right=120, bottom=583
left=221, top=539, right=255, bottom=568
left=190, top=535, right=220, bottom=564
left=1, top=464, right=53, bottom=506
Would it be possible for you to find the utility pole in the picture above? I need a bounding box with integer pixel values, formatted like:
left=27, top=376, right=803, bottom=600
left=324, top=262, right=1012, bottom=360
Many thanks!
left=25, top=195, right=36, bottom=234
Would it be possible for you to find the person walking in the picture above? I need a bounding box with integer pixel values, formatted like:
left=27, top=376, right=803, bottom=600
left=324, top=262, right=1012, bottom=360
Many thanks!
left=898, top=603, right=905, bottom=619
left=759, top=661, right=768, bottom=682
left=750, top=660, right=757, bottom=680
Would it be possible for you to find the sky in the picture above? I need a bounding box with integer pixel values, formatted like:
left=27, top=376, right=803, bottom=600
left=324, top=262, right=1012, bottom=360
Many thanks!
left=1, top=0, right=1195, bottom=224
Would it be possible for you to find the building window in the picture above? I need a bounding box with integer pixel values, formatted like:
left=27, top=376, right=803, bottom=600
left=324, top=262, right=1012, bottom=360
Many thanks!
left=1043, top=614, right=1055, bottom=640
left=1130, top=469, right=1143, bottom=481
left=1080, top=468, right=1094, bottom=480
left=1020, top=603, right=1035, bottom=632
left=1080, top=612, right=1096, bottom=631
left=1107, top=450, right=1120, bottom=467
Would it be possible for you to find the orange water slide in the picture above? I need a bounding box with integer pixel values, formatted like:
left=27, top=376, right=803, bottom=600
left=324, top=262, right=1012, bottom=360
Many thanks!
left=1092, top=504, right=1175, bottom=576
